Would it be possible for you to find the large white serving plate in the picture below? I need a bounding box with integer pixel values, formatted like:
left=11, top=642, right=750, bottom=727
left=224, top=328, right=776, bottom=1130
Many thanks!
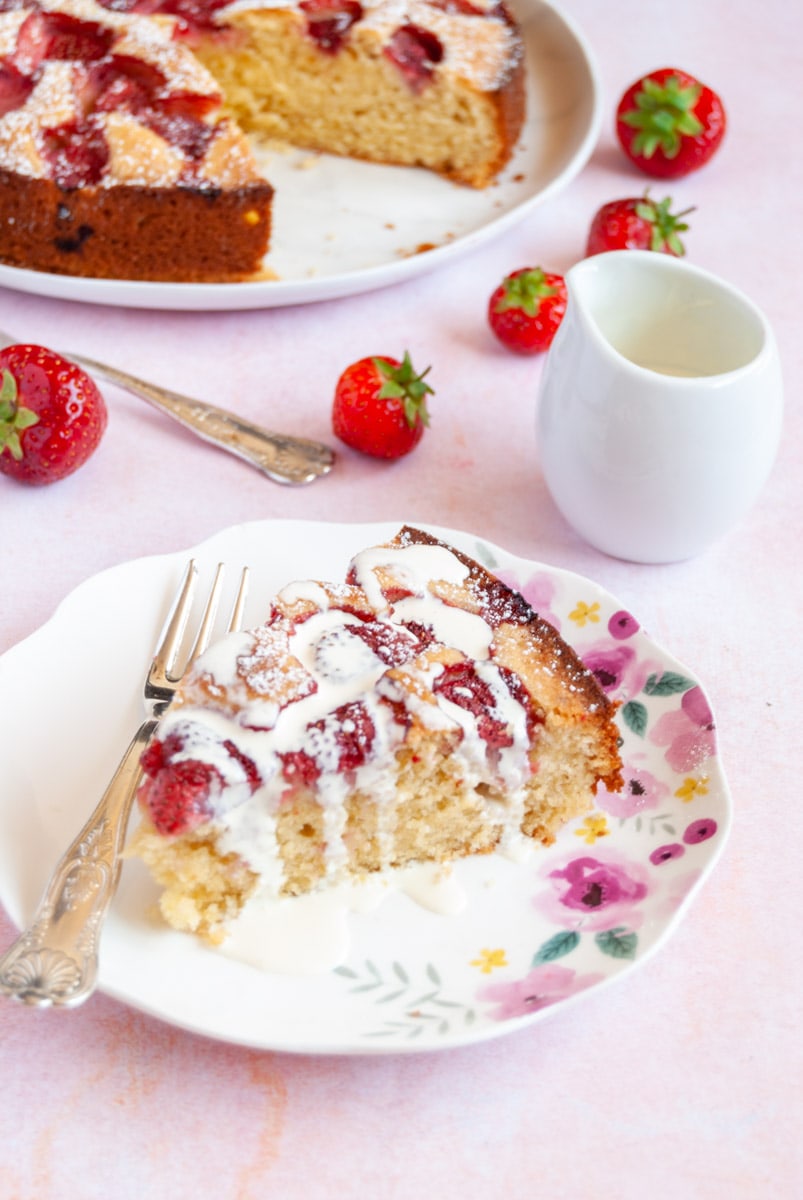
left=0, top=520, right=731, bottom=1053
left=0, top=1, right=601, bottom=311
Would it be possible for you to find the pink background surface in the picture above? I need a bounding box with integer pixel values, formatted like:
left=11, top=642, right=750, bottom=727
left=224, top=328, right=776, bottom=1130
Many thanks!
left=1, top=1, right=800, bottom=1195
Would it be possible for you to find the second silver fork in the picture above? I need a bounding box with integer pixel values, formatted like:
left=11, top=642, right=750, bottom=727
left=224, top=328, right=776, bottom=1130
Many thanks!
left=0, top=560, right=248, bottom=1009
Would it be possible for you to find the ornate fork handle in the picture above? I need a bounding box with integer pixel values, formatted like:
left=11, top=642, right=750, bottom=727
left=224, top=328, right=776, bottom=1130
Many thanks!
left=0, top=719, right=156, bottom=1007
left=71, top=352, right=335, bottom=486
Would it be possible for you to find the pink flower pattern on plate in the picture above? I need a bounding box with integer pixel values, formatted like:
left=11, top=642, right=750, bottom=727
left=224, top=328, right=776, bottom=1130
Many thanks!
left=580, top=640, right=662, bottom=701
left=598, top=761, right=671, bottom=818
left=650, top=685, right=717, bottom=771
left=332, top=559, right=728, bottom=1042
left=535, top=850, right=650, bottom=933
left=478, top=963, right=605, bottom=1021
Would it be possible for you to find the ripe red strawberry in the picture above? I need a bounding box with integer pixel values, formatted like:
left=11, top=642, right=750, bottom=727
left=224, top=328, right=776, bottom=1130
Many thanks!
left=616, top=67, right=726, bottom=178
left=586, top=194, right=692, bottom=257
left=0, top=343, right=108, bottom=485
left=487, top=267, right=567, bottom=354
left=331, top=350, right=432, bottom=459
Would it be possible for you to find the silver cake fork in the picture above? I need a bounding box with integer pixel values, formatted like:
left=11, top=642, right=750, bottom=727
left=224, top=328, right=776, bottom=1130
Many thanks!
left=0, top=560, right=249, bottom=1008
left=0, top=330, right=335, bottom=485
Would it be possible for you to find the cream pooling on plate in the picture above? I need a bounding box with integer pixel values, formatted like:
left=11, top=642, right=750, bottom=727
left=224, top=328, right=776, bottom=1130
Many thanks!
left=138, top=538, right=540, bottom=893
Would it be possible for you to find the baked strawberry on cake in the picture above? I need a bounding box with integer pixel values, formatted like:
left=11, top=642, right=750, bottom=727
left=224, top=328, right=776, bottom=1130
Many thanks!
left=0, top=0, right=273, bottom=281
left=131, top=527, right=623, bottom=944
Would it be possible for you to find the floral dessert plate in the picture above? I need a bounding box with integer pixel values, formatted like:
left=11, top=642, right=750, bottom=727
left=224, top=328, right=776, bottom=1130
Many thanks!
left=0, top=520, right=731, bottom=1053
left=0, top=0, right=599, bottom=312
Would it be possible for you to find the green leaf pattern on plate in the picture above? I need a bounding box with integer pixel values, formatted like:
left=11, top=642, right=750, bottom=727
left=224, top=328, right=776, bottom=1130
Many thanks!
left=334, top=960, right=476, bottom=1040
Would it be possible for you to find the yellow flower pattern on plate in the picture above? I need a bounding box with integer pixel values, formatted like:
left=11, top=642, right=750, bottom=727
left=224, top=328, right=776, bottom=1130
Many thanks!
left=574, top=813, right=610, bottom=844
left=676, top=775, right=710, bottom=802
left=569, top=599, right=601, bottom=626
left=470, top=949, right=508, bottom=974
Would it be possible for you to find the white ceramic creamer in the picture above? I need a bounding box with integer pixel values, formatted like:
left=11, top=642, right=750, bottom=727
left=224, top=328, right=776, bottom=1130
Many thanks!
left=536, top=251, right=784, bottom=563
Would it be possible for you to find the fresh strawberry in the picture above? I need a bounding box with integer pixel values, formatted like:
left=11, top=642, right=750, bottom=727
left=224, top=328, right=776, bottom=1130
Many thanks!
left=586, top=194, right=692, bottom=257
left=331, top=350, right=432, bottom=459
left=616, top=67, right=726, bottom=178
left=0, top=343, right=108, bottom=485
left=487, top=267, right=567, bottom=355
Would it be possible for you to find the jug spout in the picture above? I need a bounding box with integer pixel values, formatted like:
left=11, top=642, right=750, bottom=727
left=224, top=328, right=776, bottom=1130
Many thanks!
left=563, top=250, right=770, bottom=378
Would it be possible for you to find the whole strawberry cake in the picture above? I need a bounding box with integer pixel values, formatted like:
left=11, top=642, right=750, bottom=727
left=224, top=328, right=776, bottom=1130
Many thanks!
left=0, top=0, right=526, bottom=282
left=130, top=527, right=623, bottom=944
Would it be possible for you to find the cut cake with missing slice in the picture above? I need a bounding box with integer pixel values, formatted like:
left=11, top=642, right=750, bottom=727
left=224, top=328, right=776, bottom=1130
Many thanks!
left=0, top=0, right=525, bottom=281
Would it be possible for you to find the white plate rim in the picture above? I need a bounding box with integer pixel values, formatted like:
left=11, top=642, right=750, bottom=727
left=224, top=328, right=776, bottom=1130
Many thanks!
left=0, top=0, right=602, bottom=312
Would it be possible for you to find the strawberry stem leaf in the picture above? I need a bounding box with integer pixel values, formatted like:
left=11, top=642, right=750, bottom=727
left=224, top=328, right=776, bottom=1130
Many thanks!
left=621, top=74, right=704, bottom=159
left=0, top=367, right=39, bottom=461
left=374, top=352, right=433, bottom=429
left=495, top=268, right=558, bottom=317
left=636, top=192, right=694, bottom=255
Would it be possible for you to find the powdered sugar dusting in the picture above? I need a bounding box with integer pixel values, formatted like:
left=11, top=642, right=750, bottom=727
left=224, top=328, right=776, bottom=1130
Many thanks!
left=223, top=0, right=521, bottom=91
left=0, top=1, right=239, bottom=187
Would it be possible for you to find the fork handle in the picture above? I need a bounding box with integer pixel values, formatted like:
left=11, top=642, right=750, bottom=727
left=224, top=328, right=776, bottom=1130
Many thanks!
left=0, top=718, right=157, bottom=1008
left=70, top=352, right=335, bottom=486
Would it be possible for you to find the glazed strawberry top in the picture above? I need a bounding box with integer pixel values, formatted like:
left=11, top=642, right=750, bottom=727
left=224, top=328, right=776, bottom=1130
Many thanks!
left=0, top=0, right=522, bottom=190
left=111, top=0, right=523, bottom=92
left=138, top=532, right=580, bottom=888
left=0, top=0, right=263, bottom=187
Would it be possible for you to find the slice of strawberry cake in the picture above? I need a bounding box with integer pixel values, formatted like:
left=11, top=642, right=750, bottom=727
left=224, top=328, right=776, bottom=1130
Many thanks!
left=130, top=527, right=623, bottom=944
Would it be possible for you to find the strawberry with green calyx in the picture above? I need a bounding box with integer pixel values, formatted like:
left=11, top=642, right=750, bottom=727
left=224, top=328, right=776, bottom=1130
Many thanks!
left=616, top=67, right=726, bottom=179
left=586, top=193, right=694, bottom=257
left=332, top=350, right=433, bottom=459
left=0, top=343, right=107, bottom=485
left=487, top=267, right=567, bottom=355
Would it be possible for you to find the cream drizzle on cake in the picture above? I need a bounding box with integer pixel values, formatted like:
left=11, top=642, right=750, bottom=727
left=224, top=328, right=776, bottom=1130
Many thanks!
left=142, top=539, right=539, bottom=891
left=131, top=528, right=623, bottom=956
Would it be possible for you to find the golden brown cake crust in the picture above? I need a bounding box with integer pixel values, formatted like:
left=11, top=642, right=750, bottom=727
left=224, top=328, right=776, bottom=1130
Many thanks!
left=0, top=168, right=273, bottom=282
left=452, top=18, right=526, bottom=188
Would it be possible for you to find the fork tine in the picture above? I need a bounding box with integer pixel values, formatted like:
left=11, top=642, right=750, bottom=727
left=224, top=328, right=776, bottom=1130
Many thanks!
left=227, top=566, right=250, bottom=633
left=155, top=559, right=198, bottom=679
left=186, top=562, right=226, bottom=667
